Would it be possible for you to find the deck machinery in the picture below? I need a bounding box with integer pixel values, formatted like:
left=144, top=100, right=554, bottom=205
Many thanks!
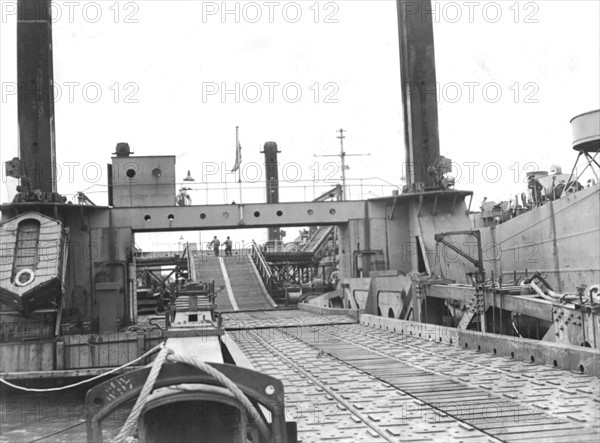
left=1, top=1, right=599, bottom=442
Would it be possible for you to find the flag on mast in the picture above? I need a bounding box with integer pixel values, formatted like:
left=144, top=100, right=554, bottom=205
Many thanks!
left=232, top=126, right=242, bottom=172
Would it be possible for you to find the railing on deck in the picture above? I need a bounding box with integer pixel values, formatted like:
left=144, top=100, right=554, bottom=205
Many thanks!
left=69, top=177, right=401, bottom=206
left=183, top=242, right=197, bottom=282
left=250, top=241, right=274, bottom=293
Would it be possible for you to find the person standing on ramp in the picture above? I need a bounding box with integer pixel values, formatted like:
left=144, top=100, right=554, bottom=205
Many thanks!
left=224, top=236, right=233, bottom=256
left=209, top=236, right=221, bottom=256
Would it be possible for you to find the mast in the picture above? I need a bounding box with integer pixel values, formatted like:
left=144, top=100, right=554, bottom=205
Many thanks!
left=397, top=0, right=441, bottom=190
left=17, top=0, right=57, bottom=194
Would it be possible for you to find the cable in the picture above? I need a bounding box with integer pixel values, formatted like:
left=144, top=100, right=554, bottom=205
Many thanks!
left=512, top=322, right=523, bottom=338
left=0, top=343, right=163, bottom=393
left=113, top=345, right=172, bottom=443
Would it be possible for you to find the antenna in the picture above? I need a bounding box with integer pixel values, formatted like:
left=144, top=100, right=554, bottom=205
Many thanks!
left=314, top=129, right=370, bottom=200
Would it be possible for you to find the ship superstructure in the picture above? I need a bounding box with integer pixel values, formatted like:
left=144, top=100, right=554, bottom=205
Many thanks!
left=0, top=1, right=598, bottom=442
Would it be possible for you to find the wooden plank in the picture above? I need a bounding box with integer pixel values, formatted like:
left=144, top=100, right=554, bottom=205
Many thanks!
left=108, top=341, right=118, bottom=367
left=78, top=341, right=91, bottom=368
left=41, top=342, right=54, bottom=370
left=29, top=343, right=40, bottom=371
left=0, top=366, right=146, bottom=380
left=98, top=343, right=108, bottom=367
left=66, top=341, right=75, bottom=368
left=121, top=338, right=131, bottom=365
left=137, top=333, right=145, bottom=357
left=55, top=340, right=64, bottom=370
left=0, top=342, right=55, bottom=372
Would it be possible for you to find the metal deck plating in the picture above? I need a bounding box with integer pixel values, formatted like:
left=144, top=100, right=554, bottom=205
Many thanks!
left=225, top=311, right=600, bottom=443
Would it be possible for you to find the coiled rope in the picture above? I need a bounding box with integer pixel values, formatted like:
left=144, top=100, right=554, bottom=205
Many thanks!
left=113, top=345, right=269, bottom=443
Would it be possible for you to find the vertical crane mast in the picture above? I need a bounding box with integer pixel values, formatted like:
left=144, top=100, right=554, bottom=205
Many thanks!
left=17, top=0, right=57, bottom=194
left=397, top=0, right=441, bottom=190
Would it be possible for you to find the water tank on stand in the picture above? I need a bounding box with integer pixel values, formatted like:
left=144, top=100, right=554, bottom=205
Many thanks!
left=571, top=110, right=600, bottom=152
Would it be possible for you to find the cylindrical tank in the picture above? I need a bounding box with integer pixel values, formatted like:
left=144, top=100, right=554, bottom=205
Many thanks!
left=571, top=110, right=600, bottom=152
left=115, top=142, right=132, bottom=156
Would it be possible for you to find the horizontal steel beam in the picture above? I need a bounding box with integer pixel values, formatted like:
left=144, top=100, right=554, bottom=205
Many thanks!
left=108, top=201, right=366, bottom=232
left=427, top=284, right=554, bottom=321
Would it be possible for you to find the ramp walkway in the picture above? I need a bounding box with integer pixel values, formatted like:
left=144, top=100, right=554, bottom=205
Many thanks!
left=193, top=250, right=275, bottom=312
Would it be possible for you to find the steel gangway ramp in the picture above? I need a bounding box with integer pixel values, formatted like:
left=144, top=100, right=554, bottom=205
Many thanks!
left=303, top=226, right=335, bottom=253
left=222, top=308, right=600, bottom=443
left=194, top=251, right=276, bottom=312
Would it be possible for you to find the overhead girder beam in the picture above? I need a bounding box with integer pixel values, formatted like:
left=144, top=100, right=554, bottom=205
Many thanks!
left=107, top=201, right=366, bottom=232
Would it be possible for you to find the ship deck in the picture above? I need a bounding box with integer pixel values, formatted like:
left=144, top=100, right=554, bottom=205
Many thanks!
left=0, top=310, right=599, bottom=442
left=223, top=310, right=600, bottom=443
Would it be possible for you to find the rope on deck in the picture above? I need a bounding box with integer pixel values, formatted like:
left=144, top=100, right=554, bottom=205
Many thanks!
left=113, top=346, right=270, bottom=443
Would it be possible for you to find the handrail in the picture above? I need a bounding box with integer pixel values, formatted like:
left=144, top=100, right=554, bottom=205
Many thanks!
left=74, top=178, right=401, bottom=206
left=250, top=241, right=274, bottom=293
left=184, top=242, right=197, bottom=282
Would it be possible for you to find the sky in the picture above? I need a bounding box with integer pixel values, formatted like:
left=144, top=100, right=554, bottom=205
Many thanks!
left=1, top=0, right=599, bottom=250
